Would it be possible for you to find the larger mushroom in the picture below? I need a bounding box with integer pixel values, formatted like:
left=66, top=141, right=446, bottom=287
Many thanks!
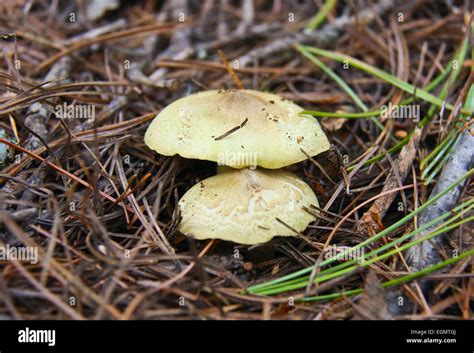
left=144, top=89, right=330, bottom=169
left=144, top=89, right=330, bottom=244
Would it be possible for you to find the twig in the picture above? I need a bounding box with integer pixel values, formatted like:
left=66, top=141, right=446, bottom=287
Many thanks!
left=214, top=118, right=248, bottom=140
left=359, top=128, right=421, bottom=233
left=237, top=0, right=394, bottom=67
left=387, top=124, right=474, bottom=315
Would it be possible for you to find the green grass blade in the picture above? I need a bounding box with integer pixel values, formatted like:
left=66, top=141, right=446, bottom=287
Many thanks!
left=246, top=169, right=473, bottom=293
left=301, top=46, right=472, bottom=114
left=255, top=213, right=473, bottom=295
left=297, top=44, right=367, bottom=111
left=252, top=199, right=474, bottom=295
left=306, top=0, right=337, bottom=31
left=423, top=133, right=463, bottom=184
left=296, top=44, right=388, bottom=135
left=301, top=248, right=474, bottom=302
left=301, top=110, right=380, bottom=119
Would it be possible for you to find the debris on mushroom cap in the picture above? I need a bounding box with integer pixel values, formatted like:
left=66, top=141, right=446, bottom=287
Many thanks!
left=144, top=89, right=330, bottom=169
left=178, top=168, right=319, bottom=245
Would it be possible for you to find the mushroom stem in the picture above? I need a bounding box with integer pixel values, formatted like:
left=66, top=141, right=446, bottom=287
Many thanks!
left=216, top=165, right=233, bottom=174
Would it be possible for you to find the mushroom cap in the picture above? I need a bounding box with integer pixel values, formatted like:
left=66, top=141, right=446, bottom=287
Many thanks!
left=144, top=89, right=330, bottom=169
left=178, top=168, right=318, bottom=244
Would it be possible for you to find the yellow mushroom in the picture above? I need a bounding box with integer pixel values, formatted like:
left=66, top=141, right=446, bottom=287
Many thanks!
left=144, top=89, right=330, bottom=169
left=178, top=168, right=318, bottom=244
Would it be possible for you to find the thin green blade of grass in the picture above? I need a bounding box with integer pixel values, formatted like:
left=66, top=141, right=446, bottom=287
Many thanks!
left=463, top=81, right=474, bottom=116
left=284, top=216, right=474, bottom=295
left=419, top=40, right=471, bottom=178
left=297, top=44, right=368, bottom=111
left=268, top=214, right=474, bottom=294
left=296, top=44, right=388, bottom=137
left=301, top=248, right=474, bottom=302
left=300, top=288, right=363, bottom=302
left=347, top=134, right=411, bottom=170
left=424, top=33, right=469, bottom=119
left=346, top=39, right=468, bottom=171
left=302, top=52, right=454, bottom=121
left=246, top=169, right=473, bottom=293
left=306, top=0, right=337, bottom=31
left=302, top=34, right=467, bottom=124
left=260, top=214, right=473, bottom=295
left=300, top=37, right=469, bottom=171
left=420, top=129, right=457, bottom=170
left=301, top=45, right=473, bottom=115
left=255, top=208, right=473, bottom=295
left=254, top=199, right=473, bottom=293
left=421, top=131, right=460, bottom=178
left=422, top=82, right=474, bottom=182
left=301, top=110, right=379, bottom=118
left=381, top=248, right=474, bottom=287
left=251, top=199, right=474, bottom=295
left=422, top=133, right=463, bottom=184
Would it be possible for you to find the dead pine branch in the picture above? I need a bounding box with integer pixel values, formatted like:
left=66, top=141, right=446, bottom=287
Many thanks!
left=387, top=125, right=474, bottom=316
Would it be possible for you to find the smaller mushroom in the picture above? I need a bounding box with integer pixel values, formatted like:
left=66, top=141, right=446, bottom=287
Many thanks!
left=178, top=168, right=318, bottom=245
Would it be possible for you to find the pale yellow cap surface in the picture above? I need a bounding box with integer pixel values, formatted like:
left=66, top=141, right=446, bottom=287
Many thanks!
left=144, top=89, right=330, bottom=169
left=178, top=168, right=318, bottom=244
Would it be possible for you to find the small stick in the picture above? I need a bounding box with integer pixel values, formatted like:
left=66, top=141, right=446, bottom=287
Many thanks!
left=218, top=50, right=244, bottom=89
left=300, top=148, right=337, bottom=185
left=358, top=128, right=422, bottom=233
left=387, top=124, right=474, bottom=315
left=0, top=138, right=136, bottom=215
left=214, top=118, right=248, bottom=141
left=114, top=173, right=152, bottom=205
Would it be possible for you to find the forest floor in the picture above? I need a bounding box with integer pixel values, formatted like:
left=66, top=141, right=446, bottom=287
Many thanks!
left=0, top=0, right=472, bottom=320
